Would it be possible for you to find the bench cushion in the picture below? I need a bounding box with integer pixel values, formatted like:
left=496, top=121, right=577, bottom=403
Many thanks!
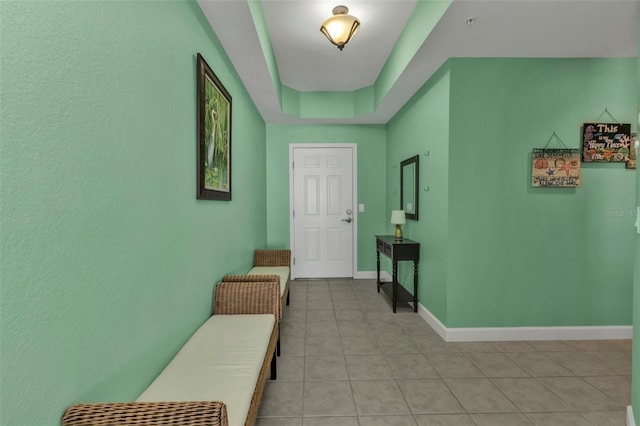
left=248, top=266, right=289, bottom=297
left=137, top=314, right=275, bottom=426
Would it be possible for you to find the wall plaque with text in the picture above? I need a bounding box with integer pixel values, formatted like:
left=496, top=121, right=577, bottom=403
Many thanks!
left=582, top=122, right=631, bottom=162
left=532, top=149, right=581, bottom=187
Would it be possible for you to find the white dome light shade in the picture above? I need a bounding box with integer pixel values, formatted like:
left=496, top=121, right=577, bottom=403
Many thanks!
left=320, top=5, right=360, bottom=51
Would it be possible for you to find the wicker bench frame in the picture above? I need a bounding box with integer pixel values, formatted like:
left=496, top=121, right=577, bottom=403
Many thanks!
left=253, top=249, right=291, bottom=308
left=222, top=250, right=291, bottom=353
left=223, top=249, right=291, bottom=306
left=62, top=280, right=280, bottom=426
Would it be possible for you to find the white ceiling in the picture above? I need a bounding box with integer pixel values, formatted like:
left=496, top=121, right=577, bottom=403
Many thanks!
left=197, top=0, right=638, bottom=124
left=263, top=0, right=418, bottom=92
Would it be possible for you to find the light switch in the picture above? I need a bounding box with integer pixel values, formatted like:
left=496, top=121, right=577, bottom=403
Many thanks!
left=358, top=203, right=365, bottom=213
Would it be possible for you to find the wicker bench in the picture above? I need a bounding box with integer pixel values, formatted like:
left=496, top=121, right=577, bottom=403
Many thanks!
left=222, top=250, right=291, bottom=356
left=62, top=280, right=280, bottom=426
left=223, top=250, right=291, bottom=309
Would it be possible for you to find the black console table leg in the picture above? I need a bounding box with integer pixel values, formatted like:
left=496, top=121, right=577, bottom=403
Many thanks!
left=413, top=261, right=419, bottom=313
left=392, top=261, right=398, bottom=313
left=376, top=251, right=381, bottom=293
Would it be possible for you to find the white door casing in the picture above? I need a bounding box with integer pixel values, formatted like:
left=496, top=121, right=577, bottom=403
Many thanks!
left=289, top=144, right=357, bottom=279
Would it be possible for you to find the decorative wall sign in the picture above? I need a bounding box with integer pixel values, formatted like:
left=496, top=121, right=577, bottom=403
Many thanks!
left=582, top=122, right=631, bottom=162
left=626, top=133, right=637, bottom=169
left=532, top=149, right=581, bottom=187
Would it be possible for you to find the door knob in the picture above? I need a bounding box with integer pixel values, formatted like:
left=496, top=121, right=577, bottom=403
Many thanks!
left=341, top=217, right=353, bottom=223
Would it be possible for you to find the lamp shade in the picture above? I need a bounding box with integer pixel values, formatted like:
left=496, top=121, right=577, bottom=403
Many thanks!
left=390, top=210, right=406, bottom=225
left=320, top=5, right=360, bottom=51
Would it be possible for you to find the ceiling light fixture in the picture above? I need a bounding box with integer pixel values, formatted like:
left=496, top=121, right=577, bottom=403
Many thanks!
left=320, top=5, right=360, bottom=51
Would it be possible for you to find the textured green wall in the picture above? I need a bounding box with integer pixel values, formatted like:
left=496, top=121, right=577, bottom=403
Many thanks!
left=386, top=65, right=451, bottom=323
left=632, top=6, right=640, bottom=420
left=265, top=124, right=387, bottom=272
left=447, top=58, right=637, bottom=328
left=385, top=58, right=637, bottom=329
left=0, top=2, right=266, bottom=425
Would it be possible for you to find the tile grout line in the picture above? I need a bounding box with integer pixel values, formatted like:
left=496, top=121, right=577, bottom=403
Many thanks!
left=258, top=278, right=631, bottom=425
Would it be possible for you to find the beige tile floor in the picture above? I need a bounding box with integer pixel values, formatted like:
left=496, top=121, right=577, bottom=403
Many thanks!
left=257, top=279, right=632, bottom=426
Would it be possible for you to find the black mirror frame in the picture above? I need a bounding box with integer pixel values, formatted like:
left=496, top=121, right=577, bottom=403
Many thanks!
left=400, top=155, right=419, bottom=220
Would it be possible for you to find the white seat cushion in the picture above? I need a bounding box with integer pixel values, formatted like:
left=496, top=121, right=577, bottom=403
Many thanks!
left=248, top=266, right=289, bottom=297
left=137, top=314, right=275, bottom=426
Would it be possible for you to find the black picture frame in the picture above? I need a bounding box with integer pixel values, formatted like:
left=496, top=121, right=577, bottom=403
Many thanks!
left=400, top=155, right=419, bottom=220
left=197, top=53, right=232, bottom=201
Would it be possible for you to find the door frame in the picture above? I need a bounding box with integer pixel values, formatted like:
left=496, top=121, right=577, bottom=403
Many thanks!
left=289, top=143, right=358, bottom=280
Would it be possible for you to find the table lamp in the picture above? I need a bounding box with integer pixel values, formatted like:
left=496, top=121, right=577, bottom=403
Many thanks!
left=390, top=210, right=406, bottom=241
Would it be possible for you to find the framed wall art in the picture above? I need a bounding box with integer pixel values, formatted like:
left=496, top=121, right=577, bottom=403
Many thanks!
left=582, top=122, right=631, bottom=163
left=532, top=149, right=581, bottom=187
left=197, top=53, right=232, bottom=200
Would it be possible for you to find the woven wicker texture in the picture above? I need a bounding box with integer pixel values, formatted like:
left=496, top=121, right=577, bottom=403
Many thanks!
left=61, top=401, right=228, bottom=426
left=253, top=250, right=291, bottom=309
left=222, top=274, right=279, bottom=285
left=253, top=250, right=291, bottom=267
left=214, top=281, right=281, bottom=321
left=222, top=273, right=288, bottom=309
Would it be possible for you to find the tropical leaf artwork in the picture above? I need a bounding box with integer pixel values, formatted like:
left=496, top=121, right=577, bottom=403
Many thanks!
left=204, top=75, right=230, bottom=191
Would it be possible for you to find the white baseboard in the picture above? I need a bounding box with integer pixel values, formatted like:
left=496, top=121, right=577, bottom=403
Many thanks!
left=352, top=278, right=634, bottom=341
left=353, top=271, right=392, bottom=281
left=417, top=302, right=449, bottom=340
left=416, top=302, right=632, bottom=342
left=353, top=271, right=376, bottom=279
left=628, top=406, right=636, bottom=426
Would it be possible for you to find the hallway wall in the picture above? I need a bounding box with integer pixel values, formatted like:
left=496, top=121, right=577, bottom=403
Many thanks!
left=630, top=6, right=640, bottom=421
left=265, top=124, right=387, bottom=273
left=386, top=65, right=452, bottom=323
left=387, top=58, right=637, bottom=329
left=447, top=58, right=636, bottom=328
left=0, top=2, right=267, bottom=424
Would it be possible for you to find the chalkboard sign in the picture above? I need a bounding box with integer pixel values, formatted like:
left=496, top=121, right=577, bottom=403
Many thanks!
left=582, top=122, right=631, bottom=162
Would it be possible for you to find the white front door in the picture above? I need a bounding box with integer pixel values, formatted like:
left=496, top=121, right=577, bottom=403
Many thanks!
left=291, top=146, right=355, bottom=278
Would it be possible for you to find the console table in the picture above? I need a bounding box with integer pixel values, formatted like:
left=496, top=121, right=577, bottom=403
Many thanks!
left=376, top=235, right=420, bottom=313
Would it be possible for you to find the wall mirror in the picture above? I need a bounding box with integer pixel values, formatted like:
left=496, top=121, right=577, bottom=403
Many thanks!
left=400, top=155, right=419, bottom=220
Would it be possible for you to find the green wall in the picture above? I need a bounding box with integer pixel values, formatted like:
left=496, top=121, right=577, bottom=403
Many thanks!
left=265, top=124, right=387, bottom=272
left=448, top=58, right=636, bottom=328
left=386, top=65, right=451, bottom=322
left=0, top=2, right=267, bottom=425
left=387, top=58, right=637, bottom=329
left=632, top=6, right=640, bottom=420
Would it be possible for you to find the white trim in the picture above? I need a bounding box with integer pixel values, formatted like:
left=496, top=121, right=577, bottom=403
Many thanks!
left=628, top=406, right=636, bottom=426
left=352, top=144, right=358, bottom=279
left=445, top=324, right=633, bottom=342
left=354, top=271, right=392, bottom=280
left=416, top=302, right=632, bottom=342
left=353, top=271, right=376, bottom=279
left=288, top=143, right=358, bottom=280
left=417, top=302, right=448, bottom=340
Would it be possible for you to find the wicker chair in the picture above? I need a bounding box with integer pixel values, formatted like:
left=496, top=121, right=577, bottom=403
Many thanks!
left=61, top=280, right=280, bottom=426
